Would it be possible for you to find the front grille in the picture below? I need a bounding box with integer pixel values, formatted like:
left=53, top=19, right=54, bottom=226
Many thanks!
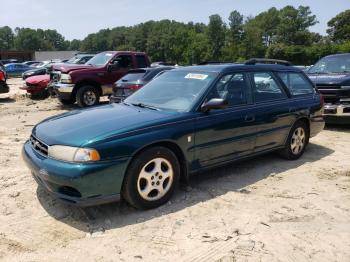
left=316, top=84, right=341, bottom=103
left=30, top=135, right=48, bottom=156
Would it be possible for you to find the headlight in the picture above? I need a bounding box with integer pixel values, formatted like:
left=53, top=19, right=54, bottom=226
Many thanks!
left=341, top=86, right=350, bottom=89
left=48, top=145, right=100, bottom=162
left=60, top=74, right=72, bottom=84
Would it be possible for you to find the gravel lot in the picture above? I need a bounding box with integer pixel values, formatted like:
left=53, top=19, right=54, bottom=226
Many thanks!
left=1, top=78, right=350, bottom=262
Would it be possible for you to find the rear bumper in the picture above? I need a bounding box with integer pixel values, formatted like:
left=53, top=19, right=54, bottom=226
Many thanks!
left=0, top=82, right=9, bottom=94
left=22, top=140, right=129, bottom=207
left=109, top=95, right=125, bottom=103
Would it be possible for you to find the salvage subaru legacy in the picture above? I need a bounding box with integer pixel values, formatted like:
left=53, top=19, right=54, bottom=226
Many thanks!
left=23, top=59, right=324, bottom=209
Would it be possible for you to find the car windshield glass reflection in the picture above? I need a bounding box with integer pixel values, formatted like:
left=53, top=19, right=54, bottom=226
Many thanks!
left=86, top=52, right=113, bottom=66
left=125, top=71, right=217, bottom=112
left=308, top=54, right=350, bottom=74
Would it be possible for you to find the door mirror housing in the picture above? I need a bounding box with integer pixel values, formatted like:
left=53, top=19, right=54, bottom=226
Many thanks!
left=201, top=98, right=228, bottom=112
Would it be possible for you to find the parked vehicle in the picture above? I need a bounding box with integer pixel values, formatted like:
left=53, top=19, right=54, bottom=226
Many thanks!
left=22, top=61, right=65, bottom=80
left=307, top=53, right=350, bottom=124
left=151, top=61, right=176, bottom=67
left=22, top=61, right=40, bottom=66
left=51, top=51, right=151, bottom=107
left=4, top=63, right=33, bottom=77
left=0, top=59, right=19, bottom=65
left=20, top=75, right=51, bottom=98
left=22, top=59, right=324, bottom=209
left=109, top=66, right=175, bottom=103
left=65, top=54, right=95, bottom=65
left=0, top=68, right=9, bottom=94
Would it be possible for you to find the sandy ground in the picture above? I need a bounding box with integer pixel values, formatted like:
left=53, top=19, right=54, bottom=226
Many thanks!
left=0, top=78, right=349, bottom=262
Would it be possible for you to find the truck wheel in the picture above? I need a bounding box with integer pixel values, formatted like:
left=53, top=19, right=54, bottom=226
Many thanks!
left=76, top=85, right=100, bottom=107
left=279, top=121, right=309, bottom=160
left=122, top=146, right=180, bottom=209
left=58, top=97, right=75, bottom=105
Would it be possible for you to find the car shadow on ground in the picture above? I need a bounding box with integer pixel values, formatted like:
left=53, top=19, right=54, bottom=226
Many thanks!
left=0, top=97, right=15, bottom=104
left=55, top=100, right=110, bottom=111
left=37, top=141, right=334, bottom=233
left=325, top=123, right=350, bottom=132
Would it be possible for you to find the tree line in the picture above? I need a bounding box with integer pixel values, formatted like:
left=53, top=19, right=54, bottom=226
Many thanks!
left=0, top=6, right=349, bottom=65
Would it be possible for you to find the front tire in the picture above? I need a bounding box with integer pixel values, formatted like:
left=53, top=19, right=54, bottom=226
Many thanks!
left=279, top=121, right=309, bottom=160
left=122, top=146, right=180, bottom=209
left=76, top=85, right=100, bottom=107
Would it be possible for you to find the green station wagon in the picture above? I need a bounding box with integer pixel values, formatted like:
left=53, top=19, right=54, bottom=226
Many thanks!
left=23, top=60, right=325, bottom=209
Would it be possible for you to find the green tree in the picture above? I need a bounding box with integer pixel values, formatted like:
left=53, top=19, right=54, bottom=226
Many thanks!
left=327, top=10, right=350, bottom=43
left=0, top=26, right=14, bottom=49
left=228, top=10, right=243, bottom=43
left=207, top=14, right=226, bottom=60
left=14, top=28, right=41, bottom=50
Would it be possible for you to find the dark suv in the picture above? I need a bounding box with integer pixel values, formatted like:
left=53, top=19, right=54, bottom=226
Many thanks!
left=307, top=53, right=350, bottom=123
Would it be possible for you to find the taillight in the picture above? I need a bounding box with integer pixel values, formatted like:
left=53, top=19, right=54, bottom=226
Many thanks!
left=128, top=84, right=142, bottom=91
left=0, top=71, right=4, bottom=81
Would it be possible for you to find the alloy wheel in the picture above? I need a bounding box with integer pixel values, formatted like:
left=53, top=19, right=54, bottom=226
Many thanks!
left=83, top=91, right=96, bottom=106
left=290, top=127, right=305, bottom=155
left=137, top=157, right=174, bottom=201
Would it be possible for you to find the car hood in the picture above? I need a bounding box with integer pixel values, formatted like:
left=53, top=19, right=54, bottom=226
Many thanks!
left=52, top=64, right=93, bottom=73
left=32, top=103, right=179, bottom=147
left=307, top=73, right=350, bottom=85
left=26, top=75, right=50, bottom=85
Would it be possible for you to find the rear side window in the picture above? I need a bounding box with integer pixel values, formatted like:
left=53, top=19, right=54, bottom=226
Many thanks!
left=252, top=72, right=287, bottom=102
left=278, top=72, right=315, bottom=96
left=121, top=72, right=145, bottom=81
left=136, top=55, right=148, bottom=68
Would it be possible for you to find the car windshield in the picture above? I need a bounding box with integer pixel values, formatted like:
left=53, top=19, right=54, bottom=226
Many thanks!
left=308, top=54, right=350, bottom=74
left=85, top=52, right=113, bottom=66
left=125, top=70, right=217, bottom=112
left=121, top=71, right=146, bottom=82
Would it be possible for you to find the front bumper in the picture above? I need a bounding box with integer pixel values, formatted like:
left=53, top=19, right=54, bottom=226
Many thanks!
left=323, top=103, right=350, bottom=124
left=53, top=83, right=74, bottom=100
left=22, top=140, right=130, bottom=207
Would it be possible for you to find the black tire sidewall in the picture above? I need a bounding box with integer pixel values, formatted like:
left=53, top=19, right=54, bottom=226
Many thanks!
left=76, top=85, right=100, bottom=107
left=122, top=146, right=180, bottom=209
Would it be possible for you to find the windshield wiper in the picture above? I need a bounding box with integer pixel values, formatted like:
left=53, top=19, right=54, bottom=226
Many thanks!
left=131, top=102, right=160, bottom=111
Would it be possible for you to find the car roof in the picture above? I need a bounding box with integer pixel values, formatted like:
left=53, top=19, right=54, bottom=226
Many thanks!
left=323, top=53, right=350, bottom=58
left=173, top=63, right=303, bottom=73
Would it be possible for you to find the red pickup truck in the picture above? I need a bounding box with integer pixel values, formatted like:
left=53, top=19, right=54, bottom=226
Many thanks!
left=51, top=51, right=150, bottom=107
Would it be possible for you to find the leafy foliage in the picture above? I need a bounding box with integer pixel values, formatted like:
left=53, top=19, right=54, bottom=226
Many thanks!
left=1, top=6, right=350, bottom=65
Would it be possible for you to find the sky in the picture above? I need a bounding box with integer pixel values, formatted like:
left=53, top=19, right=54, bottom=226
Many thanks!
left=1, top=0, right=349, bottom=40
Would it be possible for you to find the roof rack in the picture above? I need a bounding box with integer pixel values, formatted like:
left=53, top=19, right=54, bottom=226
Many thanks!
left=245, top=58, right=292, bottom=66
left=197, top=61, right=234, bottom=65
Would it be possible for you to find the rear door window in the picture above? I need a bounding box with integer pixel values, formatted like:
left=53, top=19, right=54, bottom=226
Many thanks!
left=136, top=55, right=148, bottom=68
left=252, top=72, right=287, bottom=102
left=278, top=72, right=315, bottom=96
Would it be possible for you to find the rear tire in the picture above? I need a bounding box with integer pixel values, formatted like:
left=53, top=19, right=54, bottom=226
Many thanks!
left=76, top=85, right=100, bottom=107
left=279, top=121, right=309, bottom=160
left=122, top=146, right=180, bottom=209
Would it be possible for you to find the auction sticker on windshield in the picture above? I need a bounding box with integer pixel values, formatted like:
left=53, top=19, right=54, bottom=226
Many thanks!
left=185, top=73, right=208, bottom=80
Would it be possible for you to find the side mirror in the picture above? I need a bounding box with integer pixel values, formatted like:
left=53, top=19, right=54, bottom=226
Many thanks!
left=201, top=98, right=228, bottom=112
left=107, top=61, right=120, bottom=72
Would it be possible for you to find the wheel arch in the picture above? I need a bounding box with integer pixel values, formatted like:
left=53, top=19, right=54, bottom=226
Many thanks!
left=73, top=80, right=102, bottom=98
left=123, top=140, right=189, bottom=187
